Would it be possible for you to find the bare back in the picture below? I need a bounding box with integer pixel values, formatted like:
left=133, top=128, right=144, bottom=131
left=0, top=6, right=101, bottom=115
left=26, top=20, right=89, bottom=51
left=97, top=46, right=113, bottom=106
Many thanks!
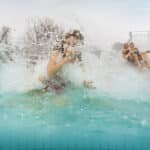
left=47, top=50, right=62, bottom=78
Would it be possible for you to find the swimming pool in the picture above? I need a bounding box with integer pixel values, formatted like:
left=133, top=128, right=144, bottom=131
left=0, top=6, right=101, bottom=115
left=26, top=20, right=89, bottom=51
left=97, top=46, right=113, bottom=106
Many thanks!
left=0, top=86, right=150, bottom=150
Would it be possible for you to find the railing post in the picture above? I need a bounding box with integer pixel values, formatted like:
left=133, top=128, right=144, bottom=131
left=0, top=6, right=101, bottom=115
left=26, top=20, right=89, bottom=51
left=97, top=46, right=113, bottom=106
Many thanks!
left=129, top=32, right=132, bottom=42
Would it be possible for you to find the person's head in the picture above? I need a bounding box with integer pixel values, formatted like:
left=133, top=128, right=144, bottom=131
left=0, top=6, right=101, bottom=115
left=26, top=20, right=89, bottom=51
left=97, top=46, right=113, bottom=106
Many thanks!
left=123, top=43, right=129, bottom=49
left=129, top=42, right=135, bottom=49
left=64, top=30, right=84, bottom=46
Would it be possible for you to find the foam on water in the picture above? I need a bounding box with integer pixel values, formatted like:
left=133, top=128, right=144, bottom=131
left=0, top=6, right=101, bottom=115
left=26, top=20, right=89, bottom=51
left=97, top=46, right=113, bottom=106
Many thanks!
left=0, top=59, right=42, bottom=92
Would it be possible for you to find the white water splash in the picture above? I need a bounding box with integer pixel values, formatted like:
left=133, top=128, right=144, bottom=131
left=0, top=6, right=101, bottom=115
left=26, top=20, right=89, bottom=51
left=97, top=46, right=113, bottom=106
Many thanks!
left=0, top=2, right=150, bottom=100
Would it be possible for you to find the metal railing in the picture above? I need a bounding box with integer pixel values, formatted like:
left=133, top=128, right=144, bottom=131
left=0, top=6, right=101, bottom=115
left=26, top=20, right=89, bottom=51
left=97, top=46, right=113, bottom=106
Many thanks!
left=129, top=31, right=150, bottom=42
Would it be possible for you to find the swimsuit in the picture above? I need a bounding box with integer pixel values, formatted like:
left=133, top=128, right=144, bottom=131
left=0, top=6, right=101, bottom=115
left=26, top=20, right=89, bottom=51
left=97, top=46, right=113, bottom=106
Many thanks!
left=134, top=49, right=140, bottom=56
left=43, top=75, right=66, bottom=92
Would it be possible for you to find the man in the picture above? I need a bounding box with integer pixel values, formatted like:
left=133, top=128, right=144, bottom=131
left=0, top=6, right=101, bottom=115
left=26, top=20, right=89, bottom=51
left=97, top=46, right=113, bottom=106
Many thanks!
left=122, top=42, right=150, bottom=69
left=122, top=43, right=130, bottom=59
left=39, top=30, right=94, bottom=91
left=128, top=42, right=142, bottom=67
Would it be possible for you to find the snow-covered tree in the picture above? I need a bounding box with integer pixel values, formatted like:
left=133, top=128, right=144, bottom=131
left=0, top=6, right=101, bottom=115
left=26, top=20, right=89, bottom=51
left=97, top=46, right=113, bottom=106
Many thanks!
left=24, top=18, right=64, bottom=47
left=22, top=18, right=65, bottom=65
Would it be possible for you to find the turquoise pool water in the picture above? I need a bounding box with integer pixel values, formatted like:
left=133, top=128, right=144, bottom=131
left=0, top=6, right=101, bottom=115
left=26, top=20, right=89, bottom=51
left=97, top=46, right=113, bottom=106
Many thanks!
left=0, top=86, right=150, bottom=150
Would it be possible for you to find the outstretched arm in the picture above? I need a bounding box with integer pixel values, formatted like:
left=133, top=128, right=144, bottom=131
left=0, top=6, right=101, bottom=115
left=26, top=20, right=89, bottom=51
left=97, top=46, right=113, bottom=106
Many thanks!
left=79, top=61, right=96, bottom=89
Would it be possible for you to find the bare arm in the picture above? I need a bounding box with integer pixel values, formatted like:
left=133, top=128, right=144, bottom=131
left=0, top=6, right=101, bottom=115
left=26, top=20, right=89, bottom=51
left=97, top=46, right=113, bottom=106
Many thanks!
left=47, top=50, right=74, bottom=77
left=122, top=49, right=130, bottom=59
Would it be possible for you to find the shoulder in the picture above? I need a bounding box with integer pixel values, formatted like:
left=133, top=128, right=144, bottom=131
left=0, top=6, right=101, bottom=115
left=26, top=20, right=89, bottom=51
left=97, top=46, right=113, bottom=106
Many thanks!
left=48, top=50, right=59, bottom=64
left=50, top=50, right=59, bottom=57
left=122, top=49, right=129, bottom=53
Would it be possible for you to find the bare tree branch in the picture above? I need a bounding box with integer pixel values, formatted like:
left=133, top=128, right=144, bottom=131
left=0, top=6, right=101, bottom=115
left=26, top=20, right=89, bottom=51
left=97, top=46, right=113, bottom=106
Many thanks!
left=0, top=26, right=11, bottom=44
left=22, top=18, right=65, bottom=66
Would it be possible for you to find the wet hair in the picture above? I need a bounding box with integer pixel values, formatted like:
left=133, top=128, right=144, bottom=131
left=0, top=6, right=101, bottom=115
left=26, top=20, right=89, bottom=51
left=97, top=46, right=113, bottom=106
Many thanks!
left=129, top=42, right=135, bottom=47
left=53, top=30, right=84, bottom=59
left=123, top=43, right=129, bottom=49
left=65, top=30, right=84, bottom=41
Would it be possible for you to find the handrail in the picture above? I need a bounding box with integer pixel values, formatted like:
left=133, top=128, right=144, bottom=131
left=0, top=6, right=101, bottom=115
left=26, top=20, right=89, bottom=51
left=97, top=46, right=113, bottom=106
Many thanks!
left=129, top=31, right=150, bottom=42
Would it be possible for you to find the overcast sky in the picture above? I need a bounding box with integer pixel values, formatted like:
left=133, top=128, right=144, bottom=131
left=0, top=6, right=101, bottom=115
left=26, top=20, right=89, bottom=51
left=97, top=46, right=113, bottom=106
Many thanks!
left=0, top=0, right=150, bottom=37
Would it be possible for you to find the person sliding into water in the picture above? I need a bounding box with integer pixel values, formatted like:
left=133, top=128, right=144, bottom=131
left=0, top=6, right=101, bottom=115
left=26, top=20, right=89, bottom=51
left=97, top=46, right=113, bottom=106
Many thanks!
left=122, top=42, right=150, bottom=69
left=39, top=30, right=94, bottom=92
left=122, top=43, right=131, bottom=60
